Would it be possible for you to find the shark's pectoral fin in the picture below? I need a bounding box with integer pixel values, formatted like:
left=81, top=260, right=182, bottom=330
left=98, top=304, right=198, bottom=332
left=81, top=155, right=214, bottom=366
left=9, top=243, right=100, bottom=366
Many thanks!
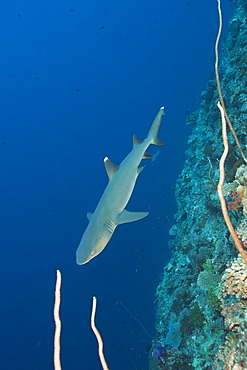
left=116, top=209, right=149, bottom=225
left=104, top=157, right=120, bottom=180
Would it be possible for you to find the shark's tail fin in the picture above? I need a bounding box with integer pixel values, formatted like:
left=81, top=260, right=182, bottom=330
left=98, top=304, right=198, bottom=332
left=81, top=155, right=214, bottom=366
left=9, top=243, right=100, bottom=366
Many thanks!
left=147, top=106, right=165, bottom=146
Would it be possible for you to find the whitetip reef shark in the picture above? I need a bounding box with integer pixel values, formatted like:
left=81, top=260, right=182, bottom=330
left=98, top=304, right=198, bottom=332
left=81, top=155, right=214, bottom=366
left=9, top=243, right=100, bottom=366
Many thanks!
left=76, top=107, right=165, bottom=265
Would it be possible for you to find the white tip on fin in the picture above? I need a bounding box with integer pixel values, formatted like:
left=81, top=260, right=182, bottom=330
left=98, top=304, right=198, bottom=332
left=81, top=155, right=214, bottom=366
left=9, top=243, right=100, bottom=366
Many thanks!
left=147, top=107, right=165, bottom=146
left=104, top=157, right=119, bottom=180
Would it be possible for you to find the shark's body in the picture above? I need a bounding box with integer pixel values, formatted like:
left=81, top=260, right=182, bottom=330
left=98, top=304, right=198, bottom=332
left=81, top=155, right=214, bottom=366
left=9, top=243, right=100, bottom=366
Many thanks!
left=76, top=107, right=165, bottom=265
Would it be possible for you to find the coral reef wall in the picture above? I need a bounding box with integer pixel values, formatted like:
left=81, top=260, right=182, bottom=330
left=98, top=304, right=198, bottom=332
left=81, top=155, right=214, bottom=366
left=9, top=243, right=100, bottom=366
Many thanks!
left=150, top=1, right=247, bottom=369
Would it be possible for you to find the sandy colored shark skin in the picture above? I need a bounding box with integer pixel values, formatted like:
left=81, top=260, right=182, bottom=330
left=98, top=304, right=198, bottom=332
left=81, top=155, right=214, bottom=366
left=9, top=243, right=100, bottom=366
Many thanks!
left=76, top=107, right=165, bottom=265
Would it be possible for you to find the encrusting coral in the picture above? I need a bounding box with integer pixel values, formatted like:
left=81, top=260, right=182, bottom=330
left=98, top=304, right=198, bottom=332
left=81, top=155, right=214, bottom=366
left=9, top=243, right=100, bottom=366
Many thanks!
left=221, top=254, right=247, bottom=299
left=151, top=0, right=247, bottom=369
left=214, top=255, right=247, bottom=369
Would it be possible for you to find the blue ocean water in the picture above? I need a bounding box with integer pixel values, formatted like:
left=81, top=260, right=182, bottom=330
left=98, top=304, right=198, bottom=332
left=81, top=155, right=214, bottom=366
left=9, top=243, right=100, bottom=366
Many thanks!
left=0, top=1, right=233, bottom=369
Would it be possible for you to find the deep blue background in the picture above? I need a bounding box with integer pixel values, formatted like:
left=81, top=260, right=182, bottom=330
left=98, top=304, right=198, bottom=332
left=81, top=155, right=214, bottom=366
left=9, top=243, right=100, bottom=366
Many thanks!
left=1, top=1, right=233, bottom=369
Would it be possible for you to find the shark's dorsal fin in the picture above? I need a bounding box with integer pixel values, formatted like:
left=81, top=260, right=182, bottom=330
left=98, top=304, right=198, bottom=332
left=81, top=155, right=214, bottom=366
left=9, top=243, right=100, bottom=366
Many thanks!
left=116, top=209, right=149, bottom=225
left=133, top=134, right=143, bottom=146
left=104, top=157, right=119, bottom=180
left=87, top=212, right=93, bottom=222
